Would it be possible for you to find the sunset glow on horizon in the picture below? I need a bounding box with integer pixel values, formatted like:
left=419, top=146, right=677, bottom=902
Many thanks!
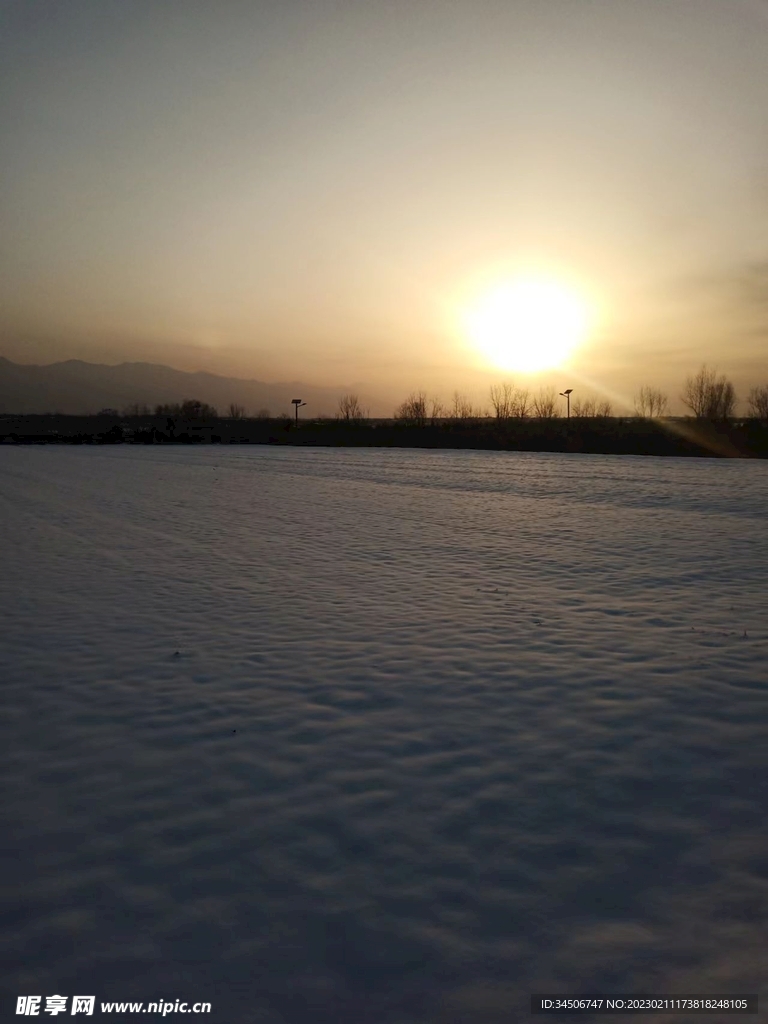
left=1, top=0, right=766, bottom=411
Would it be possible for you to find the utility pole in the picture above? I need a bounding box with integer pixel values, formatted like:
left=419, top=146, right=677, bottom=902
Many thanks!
left=559, top=389, right=573, bottom=419
left=291, top=398, right=306, bottom=425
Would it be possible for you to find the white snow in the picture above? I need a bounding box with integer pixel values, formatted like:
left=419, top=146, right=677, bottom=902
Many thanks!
left=1, top=445, right=766, bottom=1023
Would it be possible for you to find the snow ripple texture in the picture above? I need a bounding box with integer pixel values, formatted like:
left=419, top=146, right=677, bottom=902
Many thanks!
left=1, top=446, right=766, bottom=1023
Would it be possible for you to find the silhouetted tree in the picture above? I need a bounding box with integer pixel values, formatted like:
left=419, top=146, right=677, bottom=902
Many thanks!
left=179, top=399, right=217, bottom=420
left=747, top=384, right=768, bottom=422
left=489, top=382, right=529, bottom=418
left=682, top=366, right=736, bottom=421
left=596, top=399, right=613, bottom=418
left=396, top=391, right=428, bottom=427
left=532, top=387, right=557, bottom=418
left=571, top=397, right=590, bottom=418
left=489, top=382, right=514, bottom=419
left=511, top=386, right=530, bottom=418
left=122, top=402, right=150, bottom=417
left=154, top=399, right=217, bottom=419
left=451, top=391, right=474, bottom=422
left=228, top=403, right=246, bottom=420
left=337, top=393, right=365, bottom=424
left=429, top=395, right=445, bottom=425
left=634, top=386, right=668, bottom=418
left=572, top=397, right=613, bottom=419
left=254, top=407, right=271, bottom=420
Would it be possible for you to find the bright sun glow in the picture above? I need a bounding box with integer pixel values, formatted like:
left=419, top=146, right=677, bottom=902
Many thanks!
left=463, top=277, right=590, bottom=373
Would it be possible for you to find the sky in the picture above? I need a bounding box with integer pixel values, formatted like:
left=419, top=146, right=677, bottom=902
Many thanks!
left=1, top=0, right=767, bottom=413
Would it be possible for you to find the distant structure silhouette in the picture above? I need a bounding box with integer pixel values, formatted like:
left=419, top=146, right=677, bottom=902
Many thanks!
left=291, top=398, right=306, bottom=424
left=560, top=388, right=573, bottom=419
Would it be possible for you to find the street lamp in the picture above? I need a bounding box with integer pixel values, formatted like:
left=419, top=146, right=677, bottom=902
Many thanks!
left=291, top=398, right=306, bottom=425
left=559, top=389, right=573, bottom=419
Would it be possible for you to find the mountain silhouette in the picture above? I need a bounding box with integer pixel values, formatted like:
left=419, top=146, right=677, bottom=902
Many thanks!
left=0, top=357, right=371, bottom=417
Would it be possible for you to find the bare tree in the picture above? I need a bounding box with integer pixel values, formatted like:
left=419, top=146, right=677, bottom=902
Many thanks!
left=179, top=399, right=218, bottom=419
left=122, top=402, right=150, bottom=416
left=489, top=382, right=514, bottom=419
left=634, top=386, right=669, bottom=418
left=682, top=366, right=713, bottom=418
left=595, top=399, right=613, bottom=418
left=747, top=384, right=768, bottom=422
left=254, top=407, right=271, bottom=420
left=429, top=395, right=445, bottom=425
left=682, top=365, right=736, bottom=421
left=337, top=393, right=365, bottom=424
left=571, top=397, right=592, bottom=418
left=156, top=399, right=217, bottom=419
left=572, top=397, right=613, bottom=419
left=511, top=387, right=530, bottom=418
left=489, top=382, right=530, bottom=419
left=451, top=391, right=473, bottom=422
left=532, top=387, right=557, bottom=419
left=228, top=403, right=246, bottom=420
left=395, top=390, right=428, bottom=427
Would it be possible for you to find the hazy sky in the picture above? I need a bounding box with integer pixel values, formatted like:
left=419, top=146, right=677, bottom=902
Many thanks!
left=2, top=0, right=767, bottom=411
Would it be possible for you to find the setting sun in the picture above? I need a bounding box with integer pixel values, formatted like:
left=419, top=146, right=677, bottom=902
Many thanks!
left=463, top=277, right=591, bottom=374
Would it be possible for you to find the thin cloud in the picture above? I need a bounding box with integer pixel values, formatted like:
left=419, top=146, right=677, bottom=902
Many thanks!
left=674, top=259, right=768, bottom=318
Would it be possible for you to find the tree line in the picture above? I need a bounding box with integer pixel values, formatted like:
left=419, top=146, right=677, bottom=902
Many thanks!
left=121, top=400, right=272, bottom=420
left=116, top=365, right=767, bottom=425
left=387, top=366, right=768, bottom=426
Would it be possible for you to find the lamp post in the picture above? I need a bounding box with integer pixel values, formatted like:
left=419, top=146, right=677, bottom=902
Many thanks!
left=559, top=388, right=573, bottom=419
left=291, top=398, right=306, bottom=425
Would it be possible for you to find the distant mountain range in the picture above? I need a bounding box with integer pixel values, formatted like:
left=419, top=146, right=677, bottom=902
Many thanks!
left=0, top=357, right=374, bottom=417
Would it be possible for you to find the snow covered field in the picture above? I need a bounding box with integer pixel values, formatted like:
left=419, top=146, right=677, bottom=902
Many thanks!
left=1, top=445, right=766, bottom=1023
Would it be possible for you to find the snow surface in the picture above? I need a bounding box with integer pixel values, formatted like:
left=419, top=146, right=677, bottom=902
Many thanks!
left=1, top=445, right=767, bottom=1023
